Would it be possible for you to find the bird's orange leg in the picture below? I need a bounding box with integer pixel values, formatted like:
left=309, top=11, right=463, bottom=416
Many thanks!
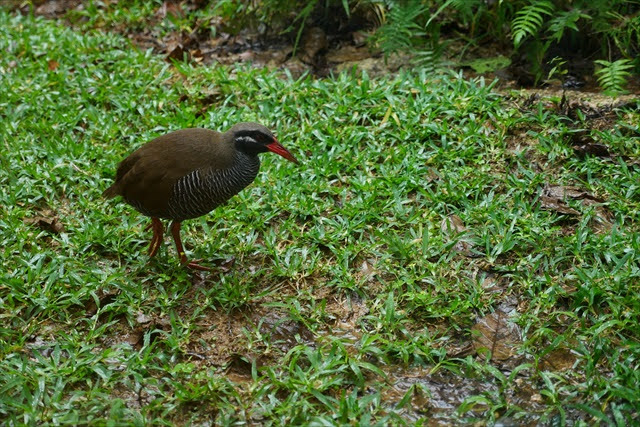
left=169, top=221, right=212, bottom=272
left=146, top=217, right=164, bottom=258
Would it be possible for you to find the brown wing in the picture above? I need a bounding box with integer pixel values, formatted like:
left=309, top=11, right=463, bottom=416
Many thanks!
left=103, top=129, right=234, bottom=216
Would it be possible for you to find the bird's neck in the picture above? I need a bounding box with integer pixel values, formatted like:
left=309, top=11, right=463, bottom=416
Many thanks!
left=203, top=150, right=260, bottom=190
left=233, top=150, right=260, bottom=174
left=234, top=138, right=268, bottom=157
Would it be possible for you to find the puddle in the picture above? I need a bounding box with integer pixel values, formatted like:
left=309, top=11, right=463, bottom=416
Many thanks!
left=379, top=365, right=546, bottom=424
left=254, top=310, right=315, bottom=351
left=318, top=292, right=370, bottom=348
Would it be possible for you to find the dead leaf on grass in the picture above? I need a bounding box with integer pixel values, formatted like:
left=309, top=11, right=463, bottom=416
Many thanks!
left=540, top=347, right=577, bottom=371
left=573, top=142, right=611, bottom=158
left=360, top=258, right=377, bottom=281
left=472, top=310, right=521, bottom=362
left=440, top=214, right=478, bottom=257
left=136, top=312, right=152, bottom=325
left=124, top=314, right=170, bottom=348
left=24, top=209, right=64, bottom=234
left=166, top=42, right=187, bottom=62
left=85, top=288, right=121, bottom=316
left=540, top=184, right=613, bottom=230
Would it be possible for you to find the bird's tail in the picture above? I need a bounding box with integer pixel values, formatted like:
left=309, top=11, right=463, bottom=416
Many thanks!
left=102, top=184, right=119, bottom=199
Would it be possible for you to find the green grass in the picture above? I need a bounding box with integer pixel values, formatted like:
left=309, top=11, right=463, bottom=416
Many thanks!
left=1, top=9, right=640, bottom=425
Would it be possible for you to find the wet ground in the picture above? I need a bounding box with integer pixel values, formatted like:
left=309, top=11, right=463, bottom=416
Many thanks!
left=11, top=1, right=640, bottom=424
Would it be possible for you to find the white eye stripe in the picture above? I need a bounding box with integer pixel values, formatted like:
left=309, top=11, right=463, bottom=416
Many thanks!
left=236, top=136, right=257, bottom=144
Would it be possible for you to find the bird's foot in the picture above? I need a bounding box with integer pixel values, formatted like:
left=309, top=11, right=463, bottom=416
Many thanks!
left=170, top=221, right=212, bottom=272
left=146, top=218, right=164, bottom=257
left=184, top=258, right=213, bottom=272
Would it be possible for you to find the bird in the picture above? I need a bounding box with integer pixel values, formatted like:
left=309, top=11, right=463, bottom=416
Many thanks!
left=103, top=122, right=299, bottom=271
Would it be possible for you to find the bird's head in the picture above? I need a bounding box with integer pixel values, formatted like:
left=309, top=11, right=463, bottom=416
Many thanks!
left=230, top=122, right=299, bottom=164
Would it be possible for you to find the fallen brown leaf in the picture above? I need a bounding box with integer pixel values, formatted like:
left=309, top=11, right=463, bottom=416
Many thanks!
left=472, top=310, right=521, bottom=361
left=572, top=142, right=610, bottom=158
left=441, top=214, right=477, bottom=256
left=24, top=209, right=64, bottom=234
left=84, top=288, right=120, bottom=316
left=540, top=184, right=613, bottom=230
left=165, top=43, right=187, bottom=62
left=540, top=184, right=602, bottom=216
left=540, top=347, right=577, bottom=371
left=540, top=195, right=580, bottom=215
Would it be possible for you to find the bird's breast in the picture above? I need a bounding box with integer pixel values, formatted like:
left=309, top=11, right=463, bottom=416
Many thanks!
left=165, top=153, right=260, bottom=221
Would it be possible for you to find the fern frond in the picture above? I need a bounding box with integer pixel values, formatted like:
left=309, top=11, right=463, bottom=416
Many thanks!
left=594, top=59, right=634, bottom=94
left=413, top=49, right=443, bottom=74
left=546, top=9, right=591, bottom=42
left=447, top=0, right=485, bottom=24
left=373, top=0, right=426, bottom=56
left=511, top=0, right=554, bottom=47
left=606, top=12, right=640, bottom=58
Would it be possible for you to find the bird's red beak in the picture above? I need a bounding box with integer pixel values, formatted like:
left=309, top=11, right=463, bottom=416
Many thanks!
left=266, top=139, right=299, bottom=164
